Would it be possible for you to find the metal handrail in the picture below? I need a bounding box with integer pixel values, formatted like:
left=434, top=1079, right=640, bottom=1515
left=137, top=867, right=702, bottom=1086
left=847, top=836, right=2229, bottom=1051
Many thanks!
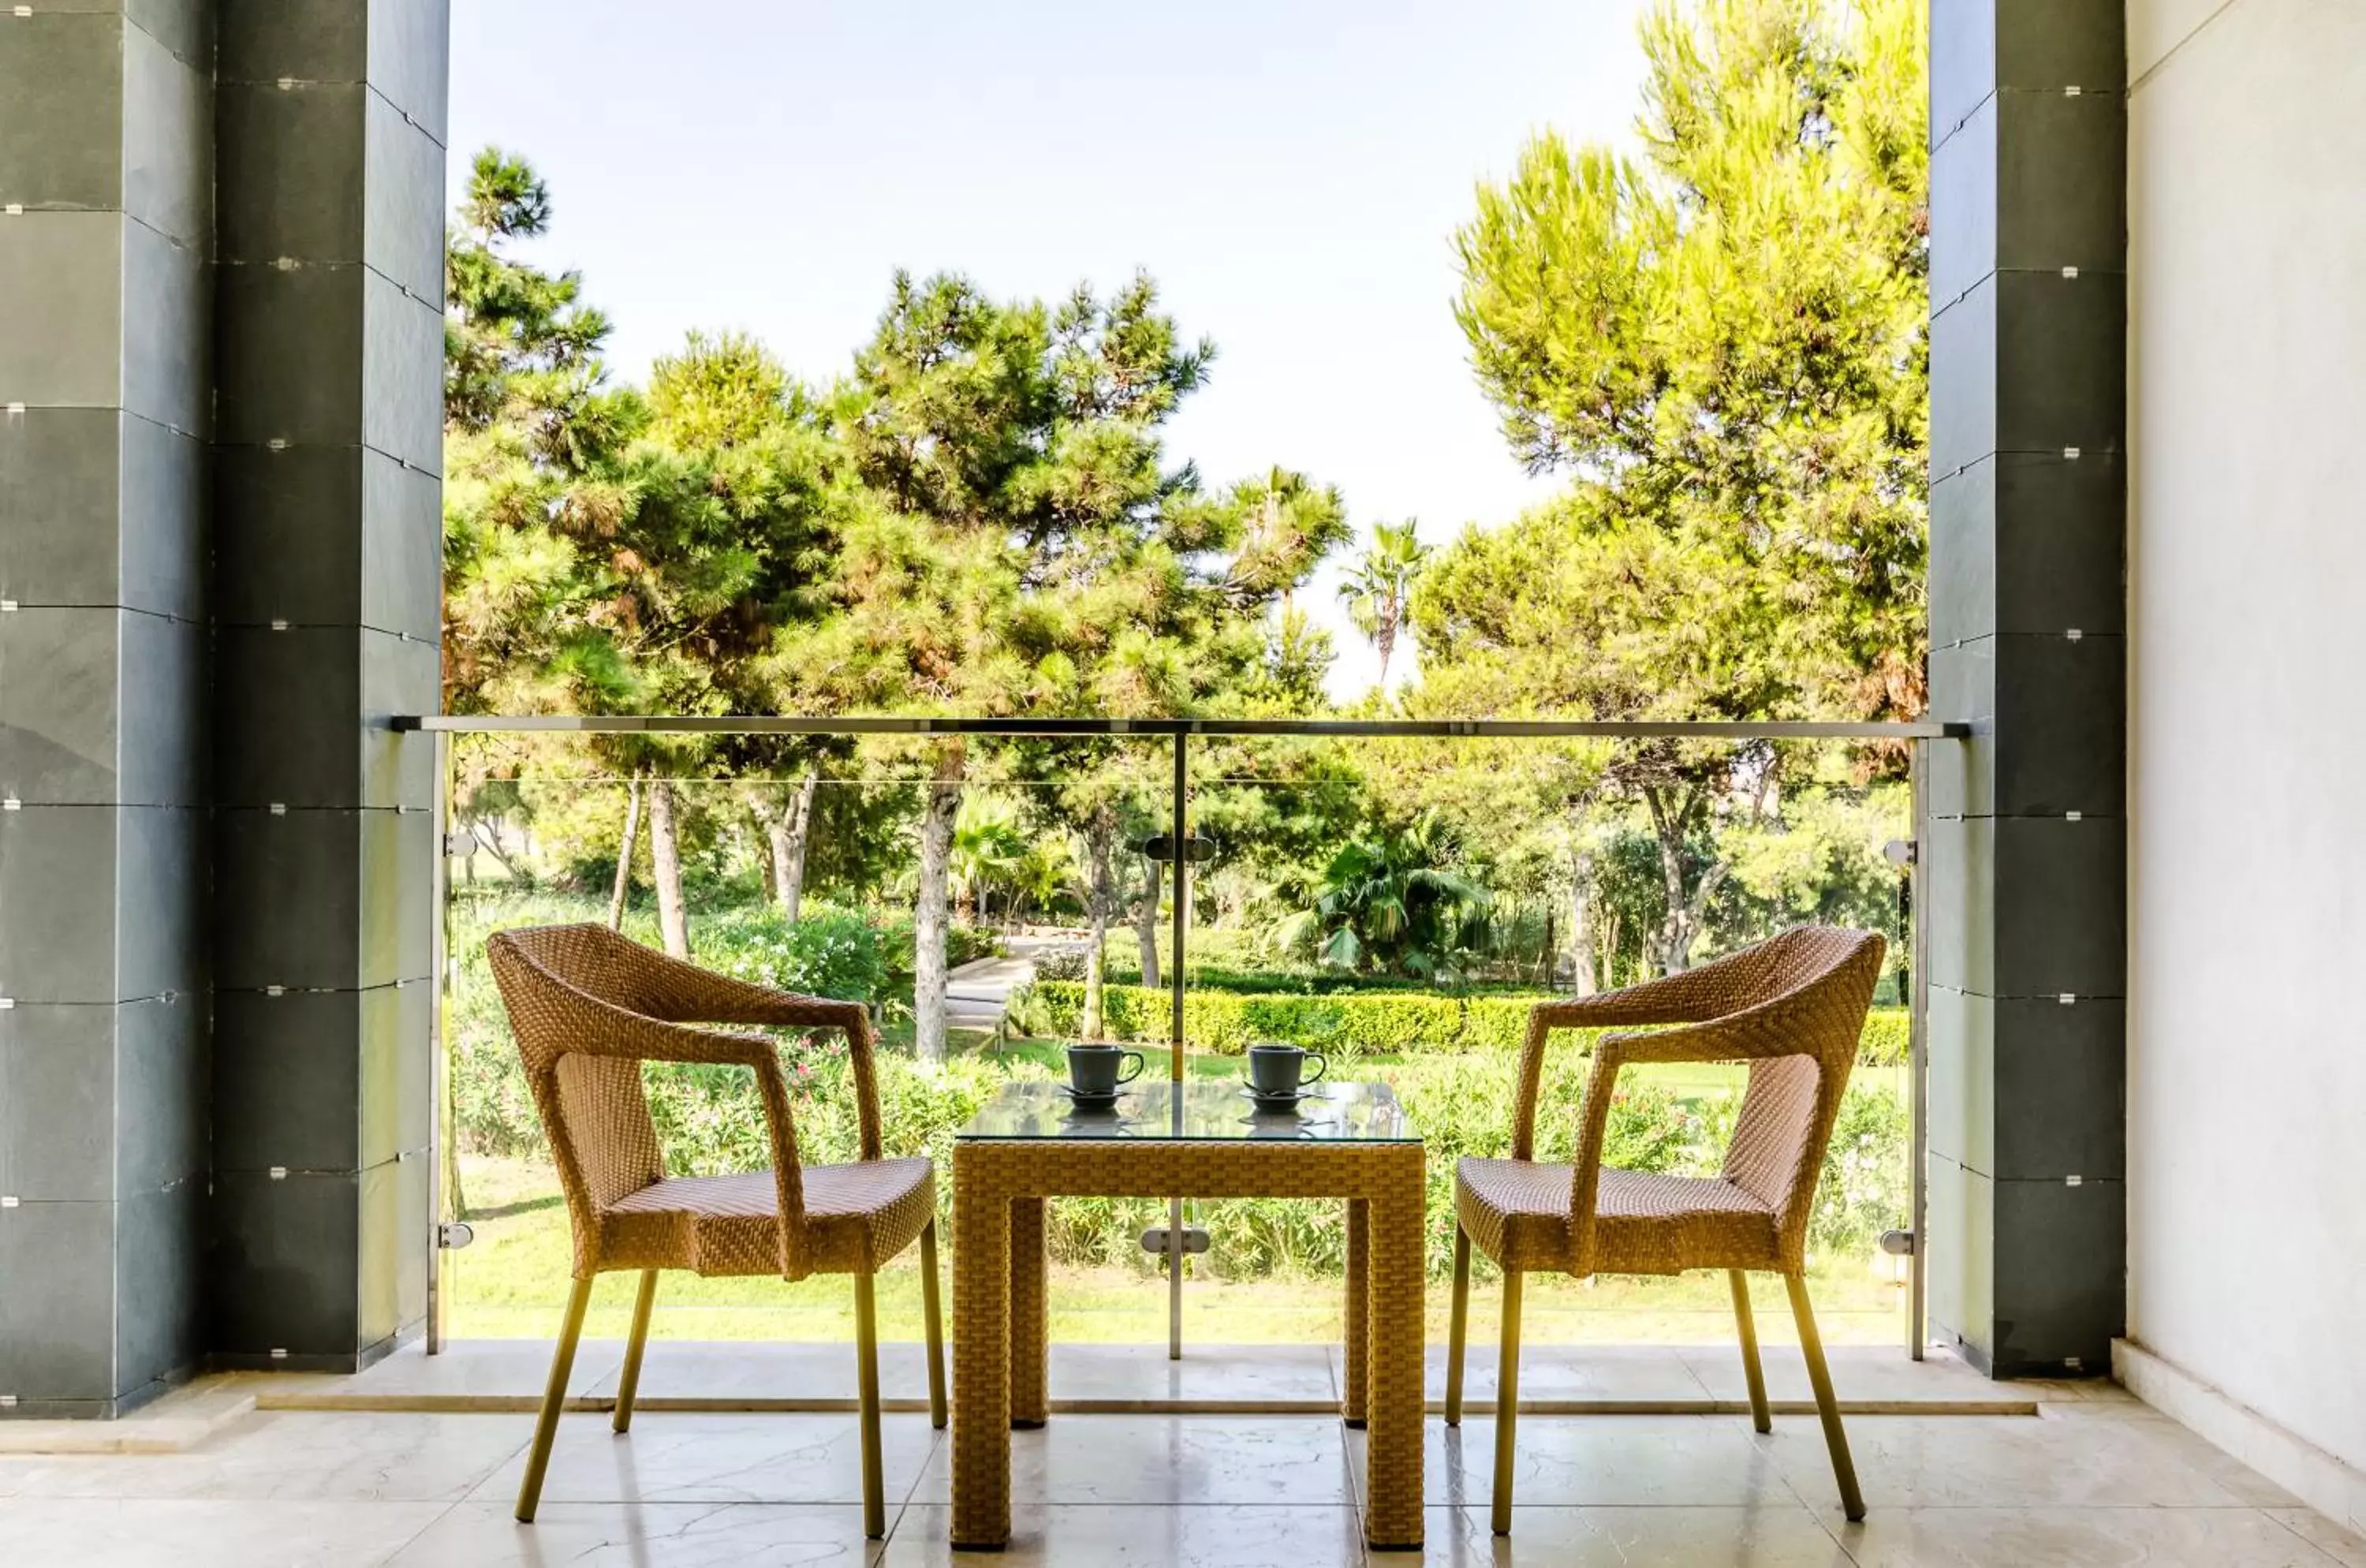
left=397, top=714, right=1964, bottom=738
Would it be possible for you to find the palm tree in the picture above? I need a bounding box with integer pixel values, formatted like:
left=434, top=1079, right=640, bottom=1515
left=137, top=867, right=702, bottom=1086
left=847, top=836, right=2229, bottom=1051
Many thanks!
left=949, top=798, right=1027, bottom=925
left=1270, top=812, right=1489, bottom=981
left=1338, top=520, right=1430, bottom=691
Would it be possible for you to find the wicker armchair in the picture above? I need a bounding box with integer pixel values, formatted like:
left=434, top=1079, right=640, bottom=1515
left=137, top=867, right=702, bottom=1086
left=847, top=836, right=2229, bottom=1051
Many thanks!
left=1446, top=925, right=1884, bottom=1533
left=487, top=923, right=946, bottom=1538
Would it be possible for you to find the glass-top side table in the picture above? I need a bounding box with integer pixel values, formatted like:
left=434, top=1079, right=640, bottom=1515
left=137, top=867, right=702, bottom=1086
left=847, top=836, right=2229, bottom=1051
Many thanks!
left=946, top=1078, right=1427, bottom=1552
left=952, top=1078, right=1418, bottom=1143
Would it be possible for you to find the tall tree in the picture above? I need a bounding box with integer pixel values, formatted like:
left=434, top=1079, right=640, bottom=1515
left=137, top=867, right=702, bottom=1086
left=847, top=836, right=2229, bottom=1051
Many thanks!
left=1338, top=520, right=1429, bottom=691
left=445, top=153, right=842, bottom=954
left=1426, top=0, right=1928, bottom=971
left=785, top=271, right=1344, bottom=1056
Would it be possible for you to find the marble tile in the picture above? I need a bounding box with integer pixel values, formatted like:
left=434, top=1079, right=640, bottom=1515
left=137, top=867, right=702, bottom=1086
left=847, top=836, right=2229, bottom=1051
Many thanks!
left=1368, top=1342, right=1709, bottom=1409
left=2026, top=1404, right=2310, bottom=1507
left=1416, top=1503, right=1857, bottom=1566
left=0, top=1379, right=256, bottom=1454
left=1766, top=1411, right=2302, bottom=1513
left=472, top=1413, right=941, bottom=1507
left=256, top=1339, right=625, bottom=1410
left=2271, top=1507, right=2366, bottom=1567
left=1679, top=1345, right=2034, bottom=1413
left=0, top=1496, right=450, bottom=1566
left=1838, top=1506, right=2346, bottom=1566
left=580, top=1340, right=939, bottom=1409
left=389, top=1500, right=886, bottom=1566
left=0, top=1411, right=527, bottom=1502
left=883, top=1503, right=1369, bottom=1567
left=1377, top=1415, right=1793, bottom=1508
left=910, top=1417, right=1355, bottom=1508
left=1993, top=1379, right=2129, bottom=1409
left=1042, top=1343, right=1337, bottom=1409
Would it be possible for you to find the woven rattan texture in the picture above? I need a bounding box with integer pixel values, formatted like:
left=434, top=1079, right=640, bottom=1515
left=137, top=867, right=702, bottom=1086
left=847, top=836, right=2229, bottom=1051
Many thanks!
left=487, top=923, right=914, bottom=1282
left=1476, top=925, right=1884, bottom=1279
left=950, top=1136, right=1427, bottom=1550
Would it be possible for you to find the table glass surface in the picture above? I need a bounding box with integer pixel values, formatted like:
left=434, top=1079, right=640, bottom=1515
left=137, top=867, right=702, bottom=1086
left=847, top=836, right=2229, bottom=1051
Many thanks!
left=953, top=1079, right=1418, bottom=1143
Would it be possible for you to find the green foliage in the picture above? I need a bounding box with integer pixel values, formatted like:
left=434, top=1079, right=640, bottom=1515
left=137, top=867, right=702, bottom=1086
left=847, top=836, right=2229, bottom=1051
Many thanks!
left=1018, top=977, right=1907, bottom=1066
left=1808, top=1081, right=1910, bottom=1256
left=1268, top=812, right=1491, bottom=982
left=1446, top=0, right=1928, bottom=723
left=692, top=904, right=886, bottom=1003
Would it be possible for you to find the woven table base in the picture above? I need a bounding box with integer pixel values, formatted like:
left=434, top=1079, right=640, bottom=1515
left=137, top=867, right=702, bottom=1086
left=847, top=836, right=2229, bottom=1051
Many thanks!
left=951, top=1139, right=1427, bottom=1551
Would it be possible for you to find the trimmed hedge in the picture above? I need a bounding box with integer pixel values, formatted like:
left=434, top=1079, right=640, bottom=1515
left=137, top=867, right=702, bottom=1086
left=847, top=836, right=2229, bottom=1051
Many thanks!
left=1019, top=979, right=1910, bottom=1065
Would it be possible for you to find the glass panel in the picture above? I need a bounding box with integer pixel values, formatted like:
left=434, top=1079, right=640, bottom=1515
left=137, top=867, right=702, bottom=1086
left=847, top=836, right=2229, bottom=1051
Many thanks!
left=437, top=727, right=1917, bottom=1349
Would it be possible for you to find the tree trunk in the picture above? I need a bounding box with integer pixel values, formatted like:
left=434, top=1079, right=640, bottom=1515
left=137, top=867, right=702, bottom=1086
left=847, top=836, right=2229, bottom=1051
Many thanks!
left=912, top=749, right=963, bottom=1063
left=608, top=778, right=643, bottom=931
left=1643, top=782, right=1729, bottom=975
left=1081, top=809, right=1116, bottom=1039
left=647, top=778, right=690, bottom=958
left=763, top=773, right=819, bottom=922
left=1133, top=857, right=1162, bottom=990
left=1645, top=782, right=1697, bottom=974
left=1567, top=840, right=1597, bottom=996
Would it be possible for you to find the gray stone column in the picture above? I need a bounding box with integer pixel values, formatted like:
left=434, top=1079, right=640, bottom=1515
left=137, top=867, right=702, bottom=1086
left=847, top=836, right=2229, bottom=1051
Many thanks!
left=206, top=0, right=446, bottom=1370
left=0, top=0, right=214, bottom=1417
left=1925, top=0, right=2128, bottom=1376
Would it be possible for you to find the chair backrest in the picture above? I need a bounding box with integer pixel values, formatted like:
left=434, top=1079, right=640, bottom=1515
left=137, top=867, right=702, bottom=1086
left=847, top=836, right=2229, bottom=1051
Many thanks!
left=1711, top=927, right=1886, bottom=1267
left=486, top=924, right=670, bottom=1234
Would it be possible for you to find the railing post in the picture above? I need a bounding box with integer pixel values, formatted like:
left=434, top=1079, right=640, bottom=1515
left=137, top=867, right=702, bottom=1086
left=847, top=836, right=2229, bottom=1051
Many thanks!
left=1169, top=730, right=1189, bottom=1360
left=427, top=729, right=452, bottom=1354
left=1909, top=735, right=1929, bottom=1361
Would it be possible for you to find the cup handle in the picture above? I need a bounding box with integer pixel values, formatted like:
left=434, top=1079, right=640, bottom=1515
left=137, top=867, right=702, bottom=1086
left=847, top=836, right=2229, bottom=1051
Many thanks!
left=1118, top=1051, right=1145, bottom=1085
left=1301, top=1052, right=1327, bottom=1087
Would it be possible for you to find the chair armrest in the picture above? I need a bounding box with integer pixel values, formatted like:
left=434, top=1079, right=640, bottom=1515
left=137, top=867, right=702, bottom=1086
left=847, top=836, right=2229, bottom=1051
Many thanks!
left=556, top=999, right=812, bottom=1276
left=1510, top=958, right=1758, bottom=1158
left=1592, top=1014, right=1812, bottom=1070
left=1528, top=948, right=1768, bottom=1031
left=596, top=939, right=883, bottom=1163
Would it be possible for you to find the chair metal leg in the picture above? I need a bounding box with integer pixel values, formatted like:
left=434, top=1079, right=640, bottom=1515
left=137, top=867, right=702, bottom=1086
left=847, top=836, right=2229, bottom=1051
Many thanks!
left=920, top=1220, right=949, bottom=1431
left=854, top=1267, right=886, bottom=1540
left=1445, top=1225, right=1472, bottom=1427
left=1786, top=1271, right=1865, bottom=1521
left=611, top=1269, right=659, bottom=1434
left=1729, top=1269, right=1771, bottom=1434
left=1490, top=1268, right=1523, bottom=1536
left=516, top=1274, right=595, bottom=1522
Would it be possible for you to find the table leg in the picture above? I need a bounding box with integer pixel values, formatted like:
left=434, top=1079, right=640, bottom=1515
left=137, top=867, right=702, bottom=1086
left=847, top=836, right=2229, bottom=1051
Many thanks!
left=1342, top=1198, right=1369, bottom=1427
left=1010, top=1196, right=1050, bottom=1427
left=951, top=1154, right=1012, bottom=1549
left=1362, top=1157, right=1426, bottom=1551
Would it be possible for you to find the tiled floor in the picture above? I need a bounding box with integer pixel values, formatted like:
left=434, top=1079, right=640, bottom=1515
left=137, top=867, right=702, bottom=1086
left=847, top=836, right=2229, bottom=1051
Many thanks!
left=233, top=1338, right=2039, bottom=1417
left=1, top=1357, right=2360, bottom=1566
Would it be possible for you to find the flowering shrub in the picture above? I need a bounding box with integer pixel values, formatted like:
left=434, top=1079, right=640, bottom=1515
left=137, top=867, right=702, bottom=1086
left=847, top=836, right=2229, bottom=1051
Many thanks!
left=696, top=904, right=886, bottom=1003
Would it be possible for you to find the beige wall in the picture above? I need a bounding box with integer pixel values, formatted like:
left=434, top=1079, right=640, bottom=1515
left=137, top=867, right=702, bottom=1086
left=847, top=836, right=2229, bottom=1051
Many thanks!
left=2126, top=0, right=2366, bottom=1474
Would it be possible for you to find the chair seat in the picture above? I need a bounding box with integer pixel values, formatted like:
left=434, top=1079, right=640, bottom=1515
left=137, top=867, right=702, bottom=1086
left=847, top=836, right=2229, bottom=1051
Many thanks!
left=600, top=1157, right=936, bottom=1278
left=1457, top=1156, right=1781, bottom=1275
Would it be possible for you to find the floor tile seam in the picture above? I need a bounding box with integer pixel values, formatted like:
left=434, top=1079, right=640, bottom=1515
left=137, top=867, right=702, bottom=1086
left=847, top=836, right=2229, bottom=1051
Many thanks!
left=371, top=1494, right=466, bottom=1566
left=2258, top=1507, right=2350, bottom=1566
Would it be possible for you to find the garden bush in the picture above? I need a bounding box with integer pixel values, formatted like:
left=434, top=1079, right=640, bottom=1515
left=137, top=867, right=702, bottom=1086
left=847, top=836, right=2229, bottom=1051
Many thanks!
left=1018, top=978, right=1905, bottom=1065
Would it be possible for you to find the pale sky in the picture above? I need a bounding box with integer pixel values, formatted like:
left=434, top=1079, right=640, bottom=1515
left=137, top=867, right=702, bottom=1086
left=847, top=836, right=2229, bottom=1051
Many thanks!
left=448, top=1, right=1652, bottom=701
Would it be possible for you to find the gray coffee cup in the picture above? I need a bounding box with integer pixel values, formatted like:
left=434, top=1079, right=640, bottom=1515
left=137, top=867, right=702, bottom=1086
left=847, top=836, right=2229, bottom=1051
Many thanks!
left=1245, top=1041, right=1326, bottom=1097
left=1068, top=1042, right=1145, bottom=1097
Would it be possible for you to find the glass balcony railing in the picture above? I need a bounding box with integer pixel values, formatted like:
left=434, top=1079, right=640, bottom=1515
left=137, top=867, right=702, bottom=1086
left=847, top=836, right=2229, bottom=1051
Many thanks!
left=422, top=718, right=1948, bottom=1357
